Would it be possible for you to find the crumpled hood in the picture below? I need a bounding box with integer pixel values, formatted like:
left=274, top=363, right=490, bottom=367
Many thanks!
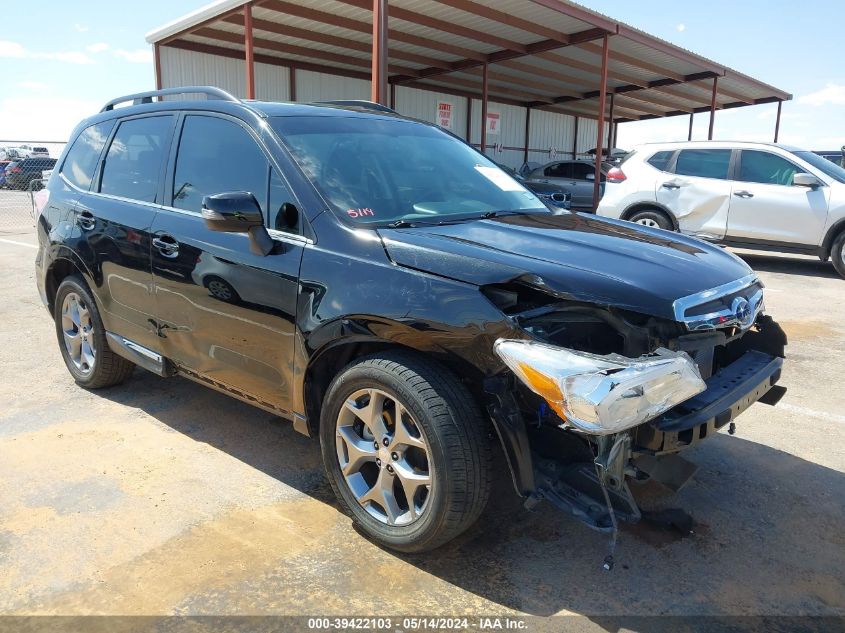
left=377, top=212, right=753, bottom=321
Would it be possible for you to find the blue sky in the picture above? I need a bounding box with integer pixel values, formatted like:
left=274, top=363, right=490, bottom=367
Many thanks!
left=2, top=1, right=844, bottom=149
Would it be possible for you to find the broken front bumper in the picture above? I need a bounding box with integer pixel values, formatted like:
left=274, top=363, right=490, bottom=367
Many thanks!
left=634, top=350, right=784, bottom=455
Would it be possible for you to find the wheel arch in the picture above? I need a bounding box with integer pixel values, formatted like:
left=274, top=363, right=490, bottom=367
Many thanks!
left=301, top=332, right=488, bottom=439
left=821, top=217, right=845, bottom=257
left=620, top=201, right=679, bottom=231
left=45, top=249, right=95, bottom=315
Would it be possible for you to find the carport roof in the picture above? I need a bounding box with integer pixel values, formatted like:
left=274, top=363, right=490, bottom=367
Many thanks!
left=146, top=0, right=791, bottom=123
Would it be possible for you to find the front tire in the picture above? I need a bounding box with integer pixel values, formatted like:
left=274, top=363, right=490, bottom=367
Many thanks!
left=54, top=275, right=135, bottom=388
left=628, top=208, right=674, bottom=231
left=320, top=352, right=491, bottom=553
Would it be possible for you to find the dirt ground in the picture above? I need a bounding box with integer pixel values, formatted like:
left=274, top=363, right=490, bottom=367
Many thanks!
left=1, top=212, right=843, bottom=630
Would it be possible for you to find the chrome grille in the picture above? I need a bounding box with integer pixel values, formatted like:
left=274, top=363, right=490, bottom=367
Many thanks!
left=673, top=274, right=764, bottom=331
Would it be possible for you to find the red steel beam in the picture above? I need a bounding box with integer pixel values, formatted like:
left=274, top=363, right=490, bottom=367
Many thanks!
left=774, top=100, right=782, bottom=143
left=289, top=65, right=296, bottom=101
left=593, top=35, right=609, bottom=210
left=244, top=3, right=255, bottom=99
left=154, top=43, right=162, bottom=89
left=572, top=115, right=579, bottom=158
left=524, top=106, right=531, bottom=164
left=481, top=63, right=489, bottom=153
left=708, top=76, right=718, bottom=140
left=606, top=93, right=614, bottom=153
left=688, top=112, right=694, bottom=141
left=371, top=0, right=388, bottom=104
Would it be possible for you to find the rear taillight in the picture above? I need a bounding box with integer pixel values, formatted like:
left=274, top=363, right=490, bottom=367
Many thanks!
left=33, top=188, right=49, bottom=217
left=606, top=167, right=626, bottom=182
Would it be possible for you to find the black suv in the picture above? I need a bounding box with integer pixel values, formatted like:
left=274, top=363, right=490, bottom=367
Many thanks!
left=35, top=87, right=786, bottom=553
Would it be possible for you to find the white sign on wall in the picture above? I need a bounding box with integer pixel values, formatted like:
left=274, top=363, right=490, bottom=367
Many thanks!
left=486, top=111, right=501, bottom=136
left=436, top=101, right=453, bottom=129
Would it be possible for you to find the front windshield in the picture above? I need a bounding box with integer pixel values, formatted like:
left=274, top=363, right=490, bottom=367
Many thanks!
left=794, top=150, right=845, bottom=184
left=271, top=116, right=546, bottom=225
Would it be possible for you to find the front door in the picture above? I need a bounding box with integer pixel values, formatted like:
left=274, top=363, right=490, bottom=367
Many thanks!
left=726, top=149, right=830, bottom=245
left=655, top=148, right=733, bottom=240
left=150, top=113, right=304, bottom=415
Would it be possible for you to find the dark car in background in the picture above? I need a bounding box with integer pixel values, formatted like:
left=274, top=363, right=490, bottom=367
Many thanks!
left=525, top=159, right=613, bottom=210
left=496, top=162, right=571, bottom=210
left=0, top=161, right=10, bottom=188
left=5, top=157, right=57, bottom=190
left=35, top=87, right=785, bottom=554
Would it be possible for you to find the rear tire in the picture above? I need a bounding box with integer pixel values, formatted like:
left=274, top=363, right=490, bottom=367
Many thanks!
left=832, top=231, right=845, bottom=279
left=54, top=275, right=135, bottom=388
left=319, top=351, right=491, bottom=553
left=628, top=208, right=674, bottom=231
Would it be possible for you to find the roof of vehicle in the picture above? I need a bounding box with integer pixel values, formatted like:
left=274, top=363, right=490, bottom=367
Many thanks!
left=631, top=140, right=806, bottom=152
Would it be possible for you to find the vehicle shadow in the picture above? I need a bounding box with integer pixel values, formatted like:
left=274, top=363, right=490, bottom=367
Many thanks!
left=97, top=370, right=845, bottom=623
left=733, top=251, right=840, bottom=279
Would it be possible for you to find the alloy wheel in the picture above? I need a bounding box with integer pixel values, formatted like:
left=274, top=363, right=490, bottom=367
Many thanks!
left=335, top=388, right=432, bottom=526
left=61, top=292, right=96, bottom=375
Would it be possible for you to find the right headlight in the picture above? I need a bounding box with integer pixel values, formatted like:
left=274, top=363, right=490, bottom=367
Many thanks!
left=494, top=339, right=706, bottom=436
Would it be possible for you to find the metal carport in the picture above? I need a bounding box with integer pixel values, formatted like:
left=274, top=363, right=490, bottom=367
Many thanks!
left=147, top=0, right=792, bottom=208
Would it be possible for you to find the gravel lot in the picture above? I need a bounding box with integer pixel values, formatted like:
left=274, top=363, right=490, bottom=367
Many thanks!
left=1, top=211, right=843, bottom=630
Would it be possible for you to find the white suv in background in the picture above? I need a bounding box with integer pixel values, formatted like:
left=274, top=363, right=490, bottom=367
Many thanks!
left=596, top=141, right=845, bottom=278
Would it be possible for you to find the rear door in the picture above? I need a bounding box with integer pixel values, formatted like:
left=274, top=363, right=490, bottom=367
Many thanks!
left=76, top=113, right=175, bottom=352
left=726, top=149, right=829, bottom=245
left=655, top=148, right=733, bottom=239
left=150, top=113, right=305, bottom=415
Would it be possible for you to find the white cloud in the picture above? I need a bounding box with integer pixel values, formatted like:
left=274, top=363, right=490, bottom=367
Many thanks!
left=19, top=81, right=47, bottom=91
left=798, top=83, right=845, bottom=106
left=74, top=23, right=88, bottom=32
left=0, top=40, right=95, bottom=64
left=113, top=48, right=153, bottom=63
left=86, top=42, right=109, bottom=53
left=0, top=96, right=101, bottom=141
left=676, top=23, right=686, bottom=32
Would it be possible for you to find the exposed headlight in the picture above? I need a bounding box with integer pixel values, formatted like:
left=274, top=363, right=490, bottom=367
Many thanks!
left=494, top=339, right=706, bottom=435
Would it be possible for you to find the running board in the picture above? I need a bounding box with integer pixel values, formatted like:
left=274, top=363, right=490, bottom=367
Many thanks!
left=105, top=332, right=175, bottom=377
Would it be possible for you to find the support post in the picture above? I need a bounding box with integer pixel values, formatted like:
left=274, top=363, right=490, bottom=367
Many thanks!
left=154, top=43, right=162, bottom=90
left=592, top=34, right=609, bottom=211
left=606, top=93, right=614, bottom=154
left=370, top=0, right=388, bottom=105
left=289, top=66, right=296, bottom=101
left=688, top=112, right=694, bottom=141
left=572, top=116, right=579, bottom=159
left=244, top=3, right=255, bottom=99
left=708, top=76, right=718, bottom=140
left=465, top=96, right=472, bottom=143
left=481, top=62, right=489, bottom=154
left=524, top=107, right=531, bottom=165
left=774, top=100, right=782, bottom=143
left=389, top=82, right=396, bottom=109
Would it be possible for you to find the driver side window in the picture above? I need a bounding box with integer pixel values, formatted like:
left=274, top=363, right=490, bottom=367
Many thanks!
left=737, top=150, right=801, bottom=186
left=172, top=115, right=269, bottom=216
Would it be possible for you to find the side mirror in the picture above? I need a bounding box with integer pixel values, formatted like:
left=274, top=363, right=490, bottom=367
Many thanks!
left=201, top=191, right=273, bottom=256
left=585, top=172, right=595, bottom=181
left=202, top=191, right=263, bottom=232
left=793, top=173, right=821, bottom=189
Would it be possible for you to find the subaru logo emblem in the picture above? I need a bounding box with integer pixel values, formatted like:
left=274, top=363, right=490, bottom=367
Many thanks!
left=731, top=296, right=753, bottom=328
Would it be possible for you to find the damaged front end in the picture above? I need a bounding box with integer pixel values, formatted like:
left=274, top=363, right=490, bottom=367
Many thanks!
left=483, top=275, right=786, bottom=534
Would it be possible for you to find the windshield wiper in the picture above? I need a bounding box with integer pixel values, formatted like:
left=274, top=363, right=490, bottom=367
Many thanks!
left=386, top=219, right=415, bottom=228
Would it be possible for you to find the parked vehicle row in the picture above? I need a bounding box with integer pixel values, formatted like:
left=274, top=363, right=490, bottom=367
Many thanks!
left=0, top=145, right=50, bottom=161
left=36, top=88, right=785, bottom=554
left=596, top=141, right=845, bottom=278
left=2, top=157, right=57, bottom=190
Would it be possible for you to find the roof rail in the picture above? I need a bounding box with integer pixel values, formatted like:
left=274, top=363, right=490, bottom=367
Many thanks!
left=100, top=86, right=240, bottom=112
left=311, top=100, right=397, bottom=114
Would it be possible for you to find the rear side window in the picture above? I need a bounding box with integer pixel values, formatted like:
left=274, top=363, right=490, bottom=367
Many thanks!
left=647, top=150, right=674, bottom=172
left=100, top=116, right=173, bottom=203
left=172, top=115, right=269, bottom=216
left=572, top=163, right=597, bottom=180
left=737, top=150, right=801, bottom=186
left=674, top=149, right=731, bottom=180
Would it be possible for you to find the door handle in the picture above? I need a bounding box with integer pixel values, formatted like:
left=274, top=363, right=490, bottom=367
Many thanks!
left=733, top=190, right=754, bottom=198
left=152, top=235, right=180, bottom=258
left=661, top=181, right=681, bottom=190
left=77, top=210, right=95, bottom=231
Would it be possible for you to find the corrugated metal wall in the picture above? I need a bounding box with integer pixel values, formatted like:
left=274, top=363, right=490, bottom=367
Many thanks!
left=293, top=70, right=369, bottom=103
left=159, top=48, right=613, bottom=172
